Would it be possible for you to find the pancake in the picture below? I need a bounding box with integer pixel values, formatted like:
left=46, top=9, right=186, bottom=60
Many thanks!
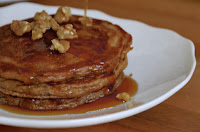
left=0, top=56, right=128, bottom=99
left=0, top=11, right=132, bottom=110
left=0, top=15, right=132, bottom=84
left=0, top=72, right=124, bottom=110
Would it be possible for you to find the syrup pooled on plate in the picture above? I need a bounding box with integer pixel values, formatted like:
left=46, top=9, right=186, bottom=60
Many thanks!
left=0, top=76, right=137, bottom=116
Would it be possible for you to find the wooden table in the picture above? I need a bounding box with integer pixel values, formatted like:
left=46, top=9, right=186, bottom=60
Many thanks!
left=1, top=0, right=200, bottom=131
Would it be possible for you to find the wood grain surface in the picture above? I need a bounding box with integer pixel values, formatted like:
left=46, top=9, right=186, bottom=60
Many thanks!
left=0, top=0, right=200, bottom=131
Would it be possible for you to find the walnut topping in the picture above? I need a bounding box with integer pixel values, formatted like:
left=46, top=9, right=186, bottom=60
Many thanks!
left=32, top=21, right=49, bottom=33
left=57, top=24, right=78, bottom=39
left=50, top=39, right=70, bottom=53
left=32, top=30, right=43, bottom=40
left=32, top=11, right=51, bottom=40
left=54, top=7, right=71, bottom=24
left=116, top=92, right=131, bottom=102
left=50, top=18, right=60, bottom=31
left=34, top=10, right=52, bottom=21
left=31, top=11, right=60, bottom=40
left=31, top=21, right=48, bottom=40
left=11, top=20, right=31, bottom=36
left=10, top=7, right=78, bottom=54
left=78, top=17, right=93, bottom=27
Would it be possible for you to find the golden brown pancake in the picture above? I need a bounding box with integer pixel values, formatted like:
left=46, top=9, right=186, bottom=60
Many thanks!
left=0, top=15, right=132, bottom=84
left=0, top=56, right=127, bottom=99
left=0, top=72, right=124, bottom=110
left=0, top=15, right=132, bottom=110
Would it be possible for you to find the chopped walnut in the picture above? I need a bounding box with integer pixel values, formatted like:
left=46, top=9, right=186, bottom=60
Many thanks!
left=32, top=21, right=50, bottom=33
left=31, top=21, right=48, bottom=40
left=116, top=92, right=131, bottom=102
left=32, top=30, right=43, bottom=40
left=50, top=18, right=60, bottom=31
left=57, top=24, right=78, bottom=39
left=34, top=10, right=52, bottom=21
left=50, top=39, right=70, bottom=53
left=78, top=17, right=93, bottom=27
left=11, top=20, right=32, bottom=36
left=11, top=7, right=78, bottom=43
left=54, top=7, right=71, bottom=24
left=31, top=10, right=60, bottom=40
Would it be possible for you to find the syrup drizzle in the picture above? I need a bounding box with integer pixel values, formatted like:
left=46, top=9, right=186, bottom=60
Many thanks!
left=82, top=0, right=88, bottom=26
left=84, top=0, right=88, bottom=19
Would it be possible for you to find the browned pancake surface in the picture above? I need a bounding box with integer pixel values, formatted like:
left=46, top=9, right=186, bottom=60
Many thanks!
left=0, top=15, right=132, bottom=84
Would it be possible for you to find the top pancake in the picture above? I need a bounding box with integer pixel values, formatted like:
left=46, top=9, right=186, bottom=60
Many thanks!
left=0, top=15, right=132, bottom=84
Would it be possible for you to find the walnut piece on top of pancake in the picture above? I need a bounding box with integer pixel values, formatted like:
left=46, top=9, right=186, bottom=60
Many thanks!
left=34, top=10, right=52, bottom=21
left=50, top=18, right=60, bottom=31
left=10, top=7, right=80, bottom=53
left=50, top=39, right=70, bottom=53
left=11, top=20, right=31, bottom=36
left=78, top=17, right=93, bottom=27
left=31, top=20, right=49, bottom=40
left=57, top=24, right=78, bottom=39
left=31, top=10, right=60, bottom=40
left=54, top=6, right=71, bottom=24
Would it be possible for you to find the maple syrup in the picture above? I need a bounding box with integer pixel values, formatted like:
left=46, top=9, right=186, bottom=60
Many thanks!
left=0, top=76, right=137, bottom=116
left=81, top=0, right=88, bottom=26
left=84, top=0, right=88, bottom=18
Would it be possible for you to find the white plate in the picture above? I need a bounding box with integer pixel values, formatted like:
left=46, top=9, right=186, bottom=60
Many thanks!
left=0, top=2, right=196, bottom=128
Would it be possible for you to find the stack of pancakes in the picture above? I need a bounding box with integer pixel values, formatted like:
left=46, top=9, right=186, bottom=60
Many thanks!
left=0, top=15, right=132, bottom=110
